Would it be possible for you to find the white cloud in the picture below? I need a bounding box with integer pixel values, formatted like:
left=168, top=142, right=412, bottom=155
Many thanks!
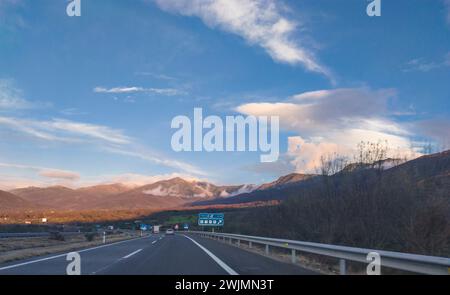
left=94, top=86, right=185, bottom=96
left=153, top=0, right=331, bottom=78
left=0, top=79, right=32, bottom=110
left=287, top=136, right=342, bottom=173
left=237, top=88, right=421, bottom=173
left=237, top=88, right=400, bottom=136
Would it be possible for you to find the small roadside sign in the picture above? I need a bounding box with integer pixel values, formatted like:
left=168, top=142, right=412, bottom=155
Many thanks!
left=198, top=213, right=224, bottom=227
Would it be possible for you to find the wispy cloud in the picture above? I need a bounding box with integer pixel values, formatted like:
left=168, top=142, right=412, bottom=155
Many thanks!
left=444, top=0, right=450, bottom=25
left=134, top=72, right=178, bottom=81
left=103, top=146, right=207, bottom=177
left=0, top=79, right=51, bottom=111
left=0, top=0, right=27, bottom=30
left=0, top=79, right=33, bottom=110
left=0, top=162, right=80, bottom=184
left=403, top=53, right=450, bottom=72
left=38, top=169, right=80, bottom=181
left=47, top=119, right=132, bottom=144
left=60, top=108, right=88, bottom=116
left=414, top=118, right=450, bottom=150
left=0, top=116, right=131, bottom=144
left=0, top=0, right=21, bottom=12
left=94, top=86, right=186, bottom=96
left=153, top=0, right=332, bottom=79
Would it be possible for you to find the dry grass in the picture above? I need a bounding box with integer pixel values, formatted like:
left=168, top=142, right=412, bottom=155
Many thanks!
left=0, top=232, right=140, bottom=264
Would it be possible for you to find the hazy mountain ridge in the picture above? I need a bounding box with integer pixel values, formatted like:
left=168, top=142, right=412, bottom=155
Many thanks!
left=257, top=173, right=316, bottom=191
left=195, top=150, right=450, bottom=206
left=4, top=177, right=258, bottom=211
left=3, top=150, right=449, bottom=212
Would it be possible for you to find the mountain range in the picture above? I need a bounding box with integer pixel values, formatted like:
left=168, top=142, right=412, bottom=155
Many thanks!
left=1, top=177, right=259, bottom=212
left=1, top=150, right=449, bottom=213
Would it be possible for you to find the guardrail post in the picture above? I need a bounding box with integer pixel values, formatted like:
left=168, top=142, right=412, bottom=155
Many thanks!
left=265, top=244, right=270, bottom=255
left=249, top=241, right=252, bottom=248
left=103, top=232, right=106, bottom=244
left=339, top=259, right=346, bottom=275
left=237, top=240, right=240, bottom=247
left=291, top=249, right=297, bottom=264
left=229, top=237, right=232, bottom=245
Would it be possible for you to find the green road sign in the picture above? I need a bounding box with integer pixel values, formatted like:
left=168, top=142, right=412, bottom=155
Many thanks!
left=198, top=213, right=224, bottom=226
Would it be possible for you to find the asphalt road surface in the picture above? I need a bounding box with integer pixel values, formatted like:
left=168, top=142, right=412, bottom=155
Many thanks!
left=0, top=234, right=316, bottom=275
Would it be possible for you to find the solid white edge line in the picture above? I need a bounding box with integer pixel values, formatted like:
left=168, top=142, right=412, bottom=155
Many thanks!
left=0, top=235, right=151, bottom=271
left=183, top=235, right=238, bottom=275
left=122, top=249, right=142, bottom=259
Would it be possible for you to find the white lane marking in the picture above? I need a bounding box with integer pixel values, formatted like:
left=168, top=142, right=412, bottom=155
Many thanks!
left=122, top=249, right=142, bottom=259
left=92, top=237, right=158, bottom=274
left=183, top=235, right=238, bottom=275
left=0, top=236, right=151, bottom=271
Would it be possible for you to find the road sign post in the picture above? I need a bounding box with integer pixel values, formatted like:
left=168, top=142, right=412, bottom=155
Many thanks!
left=198, top=213, right=224, bottom=228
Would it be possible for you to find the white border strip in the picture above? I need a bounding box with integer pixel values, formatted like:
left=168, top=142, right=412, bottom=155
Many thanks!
left=183, top=235, right=238, bottom=275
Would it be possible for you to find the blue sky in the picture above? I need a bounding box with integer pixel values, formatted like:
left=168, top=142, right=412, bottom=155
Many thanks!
left=0, top=0, right=449, bottom=189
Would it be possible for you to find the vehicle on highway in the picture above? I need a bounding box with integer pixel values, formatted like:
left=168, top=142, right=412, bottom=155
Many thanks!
left=165, top=229, right=174, bottom=235
left=153, top=225, right=160, bottom=234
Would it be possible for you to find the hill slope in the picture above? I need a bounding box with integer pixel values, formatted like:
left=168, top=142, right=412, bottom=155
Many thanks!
left=0, top=190, right=35, bottom=210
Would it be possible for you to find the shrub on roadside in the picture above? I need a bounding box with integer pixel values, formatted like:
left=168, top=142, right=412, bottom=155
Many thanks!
left=49, top=231, right=65, bottom=241
left=84, top=232, right=97, bottom=242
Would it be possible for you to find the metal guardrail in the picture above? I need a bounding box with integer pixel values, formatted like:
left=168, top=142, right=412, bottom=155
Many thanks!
left=0, top=232, right=51, bottom=238
left=0, top=232, right=91, bottom=239
left=189, top=231, right=450, bottom=275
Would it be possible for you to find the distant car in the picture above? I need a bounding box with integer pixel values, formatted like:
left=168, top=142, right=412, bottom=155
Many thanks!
left=165, top=229, right=174, bottom=235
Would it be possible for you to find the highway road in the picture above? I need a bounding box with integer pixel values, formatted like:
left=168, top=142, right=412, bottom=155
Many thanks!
left=0, top=233, right=316, bottom=275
